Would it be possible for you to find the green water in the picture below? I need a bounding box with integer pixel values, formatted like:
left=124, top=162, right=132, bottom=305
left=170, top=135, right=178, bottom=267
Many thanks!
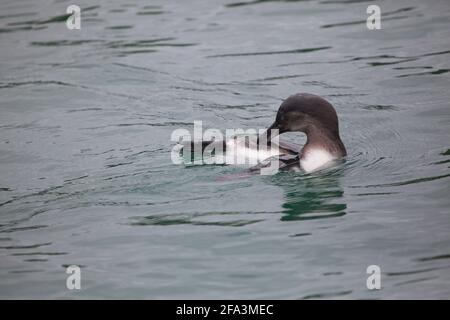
left=0, top=0, right=450, bottom=299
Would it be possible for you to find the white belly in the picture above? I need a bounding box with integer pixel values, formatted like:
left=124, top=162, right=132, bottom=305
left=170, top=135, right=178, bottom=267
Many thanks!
left=300, top=148, right=335, bottom=173
left=224, top=138, right=281, bottom=165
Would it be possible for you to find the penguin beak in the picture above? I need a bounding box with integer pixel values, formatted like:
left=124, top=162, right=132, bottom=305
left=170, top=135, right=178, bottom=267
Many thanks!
left=258, top=122, right=281, bottom=146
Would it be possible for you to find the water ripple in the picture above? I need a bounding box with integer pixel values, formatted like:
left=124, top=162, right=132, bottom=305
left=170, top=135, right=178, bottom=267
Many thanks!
left=207, top=46, right=331, bottom=58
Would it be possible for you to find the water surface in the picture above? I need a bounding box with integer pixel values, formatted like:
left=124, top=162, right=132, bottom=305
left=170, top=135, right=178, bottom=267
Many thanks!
left=1, top=0, right=450, bottom=299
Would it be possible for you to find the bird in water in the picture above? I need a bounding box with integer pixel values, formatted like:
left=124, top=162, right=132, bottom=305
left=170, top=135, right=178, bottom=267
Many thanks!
left=180, top=93, right=346, bottom=174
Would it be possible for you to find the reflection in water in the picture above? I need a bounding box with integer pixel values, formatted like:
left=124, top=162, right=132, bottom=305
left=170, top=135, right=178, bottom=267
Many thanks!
left=129, top=167, right=346, bottom=227
left=267, top=168, right=346, bottom=221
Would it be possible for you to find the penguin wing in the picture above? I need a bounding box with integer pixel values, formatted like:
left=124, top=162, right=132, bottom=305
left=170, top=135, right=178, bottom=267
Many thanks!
left=276, top=140, right=302, bottom=155
left=180, top=140, right=226, bottom=158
